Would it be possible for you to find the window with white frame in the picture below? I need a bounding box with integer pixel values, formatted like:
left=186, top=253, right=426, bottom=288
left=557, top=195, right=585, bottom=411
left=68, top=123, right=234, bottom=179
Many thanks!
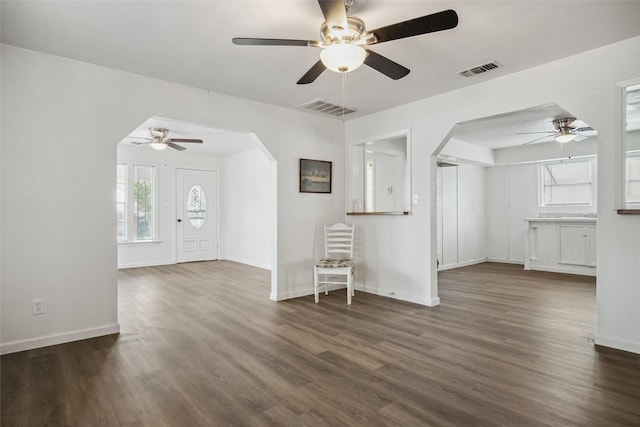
left=624, top=83, right=640, bottom=207
left=626, top=152, right=640, bottom=205
left=116, top=164, right=127, bottom=242
left=540, top=160, right=592, bottom=206
left=117, top=164, right=156, bottom=242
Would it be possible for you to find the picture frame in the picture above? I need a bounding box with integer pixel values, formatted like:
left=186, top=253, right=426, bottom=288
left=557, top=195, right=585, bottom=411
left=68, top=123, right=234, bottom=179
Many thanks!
left=299, top=158, right=332, bottom=193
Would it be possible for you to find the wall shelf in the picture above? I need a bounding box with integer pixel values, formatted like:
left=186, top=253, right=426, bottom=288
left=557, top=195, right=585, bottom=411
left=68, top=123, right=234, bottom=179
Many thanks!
left=616, top=209, right=640, bottom=215
left=347, top=211, right=409, bottom=216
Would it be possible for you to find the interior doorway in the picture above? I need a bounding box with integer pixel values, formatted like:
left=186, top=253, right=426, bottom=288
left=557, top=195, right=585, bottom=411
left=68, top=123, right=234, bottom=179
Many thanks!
left=116, top=116, right=278, bottom=297
left=432, top=103, right=598, bottom=288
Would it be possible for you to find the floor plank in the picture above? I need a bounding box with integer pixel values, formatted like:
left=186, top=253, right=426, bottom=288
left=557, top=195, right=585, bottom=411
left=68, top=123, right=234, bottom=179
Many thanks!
left=2, top=261, right=639, bottom=426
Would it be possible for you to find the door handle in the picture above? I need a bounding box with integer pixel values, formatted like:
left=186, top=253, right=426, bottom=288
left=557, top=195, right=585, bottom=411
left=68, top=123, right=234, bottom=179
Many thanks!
left=177, top=219, right=182, bottom=222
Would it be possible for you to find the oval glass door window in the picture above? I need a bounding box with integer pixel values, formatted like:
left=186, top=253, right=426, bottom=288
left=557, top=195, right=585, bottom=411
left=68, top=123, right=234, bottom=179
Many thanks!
left=187, top=185, right=207, bottom=229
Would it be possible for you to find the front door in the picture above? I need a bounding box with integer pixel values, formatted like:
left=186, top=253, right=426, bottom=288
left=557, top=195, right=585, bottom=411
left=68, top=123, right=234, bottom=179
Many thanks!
left=176, top=168, right=218, bottom=263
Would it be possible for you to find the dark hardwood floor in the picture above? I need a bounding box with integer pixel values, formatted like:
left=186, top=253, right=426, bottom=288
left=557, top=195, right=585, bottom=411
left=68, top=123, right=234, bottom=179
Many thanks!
left=2, top=261, right=639, bottom=426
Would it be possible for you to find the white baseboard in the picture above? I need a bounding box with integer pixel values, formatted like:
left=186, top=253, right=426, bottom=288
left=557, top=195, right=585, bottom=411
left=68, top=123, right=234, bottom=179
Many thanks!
left=119, top=258, right=271, bottom=270
left=594, top=334, right=640, bottom=355
left=354, top=284, right=438, bottom=306
left=527, top=265, right=596, bottom=277
left=118, top=259, right=175, bottom=269
left=486, top=258, right=525, bottom=265
left=223, top=256, right=271, bottom=271
left=273, top=284, right=439, bottom=307
left=272, top=283, right=346, bottom=301
left=1, top=323, right=121, bottom=355
left=438, top=258, right=487, bottom=271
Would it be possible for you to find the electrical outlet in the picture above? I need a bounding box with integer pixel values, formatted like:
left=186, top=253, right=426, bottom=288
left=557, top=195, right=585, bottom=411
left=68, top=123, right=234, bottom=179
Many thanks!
left=32, top=299, right=44, bottom=315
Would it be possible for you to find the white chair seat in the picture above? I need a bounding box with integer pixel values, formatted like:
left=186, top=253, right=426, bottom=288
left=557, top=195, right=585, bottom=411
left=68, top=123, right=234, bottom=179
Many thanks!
left=315, top=258, right=354, bottom=270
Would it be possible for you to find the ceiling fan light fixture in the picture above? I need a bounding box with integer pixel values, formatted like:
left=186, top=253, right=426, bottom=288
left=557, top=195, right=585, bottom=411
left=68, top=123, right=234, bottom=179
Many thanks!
left=150, top=141, right=168, bottom=151
left=320, top=42, right=366, bottom=73
left=555, top=129, right=576, bottom=144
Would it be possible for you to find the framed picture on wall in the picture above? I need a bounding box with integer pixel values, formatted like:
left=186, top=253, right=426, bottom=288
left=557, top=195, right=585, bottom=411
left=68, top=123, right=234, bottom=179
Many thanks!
left=299, top=158, right=332, bottom=193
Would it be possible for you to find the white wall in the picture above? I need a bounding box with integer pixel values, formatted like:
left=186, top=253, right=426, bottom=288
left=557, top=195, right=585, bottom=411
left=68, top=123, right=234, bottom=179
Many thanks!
left=1, top=45, right=344, bottom=354
left=223, top=147, right=274, bottom=270
left=117, top=144, right=225, bottom=268
left=439, top=166, right=458, bottom=268
left=440, top=137, right=495, bottom=166
left=458, top=164, right=487, bottom=266
left=346, top=36, right=640, bottom=353
left=437, top=163, right=486, bottom=270
left=485, top=164, right=538, bottom=263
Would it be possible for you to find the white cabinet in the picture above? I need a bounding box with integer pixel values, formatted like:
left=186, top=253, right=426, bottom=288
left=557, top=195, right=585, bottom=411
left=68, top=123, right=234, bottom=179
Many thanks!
left=524, top=218, right=596, bottom=276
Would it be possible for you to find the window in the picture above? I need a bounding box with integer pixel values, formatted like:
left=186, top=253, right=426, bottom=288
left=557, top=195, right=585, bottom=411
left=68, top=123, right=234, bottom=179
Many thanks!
left=134, top=165, right=155, bottom=240
left=116, top=164, right=127, bottom=242
left=540, top=160, right=592, bottom=206
left=117, top=164, right=156, bottom=242
left=627, top=153, right=640, bottom=205
left=187, top=184, right=207, bottom=229
left=624, top=83, right=640, bottom=207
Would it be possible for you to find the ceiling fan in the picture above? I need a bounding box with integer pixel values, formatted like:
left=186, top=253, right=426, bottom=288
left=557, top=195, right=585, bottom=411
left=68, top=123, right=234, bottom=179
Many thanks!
left=519, top=118, right=596, bottom=145
left=128, top=128, right=203, bottom=151
left=232, top=0, right=458, bottom=84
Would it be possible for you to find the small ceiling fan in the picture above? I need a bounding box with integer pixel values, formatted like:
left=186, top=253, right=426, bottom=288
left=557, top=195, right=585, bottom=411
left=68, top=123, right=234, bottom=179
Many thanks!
left=128, top=128, right=203, bottom=151
left=232, top=0, right=458, bottom=84
left=519, top=118, right=596, bottom=145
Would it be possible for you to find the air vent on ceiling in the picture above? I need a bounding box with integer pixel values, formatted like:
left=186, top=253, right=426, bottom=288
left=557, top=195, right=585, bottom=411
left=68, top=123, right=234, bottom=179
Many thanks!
left=458, top=61, right=501, bottom=78
left=299, top=99, right=357, bottom=118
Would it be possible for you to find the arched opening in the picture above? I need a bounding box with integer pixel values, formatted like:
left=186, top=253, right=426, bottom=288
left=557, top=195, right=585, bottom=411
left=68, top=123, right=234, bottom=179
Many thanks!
left=116, top=116, right=278, bottom=298
left=431, top=103, right=598, bottom=327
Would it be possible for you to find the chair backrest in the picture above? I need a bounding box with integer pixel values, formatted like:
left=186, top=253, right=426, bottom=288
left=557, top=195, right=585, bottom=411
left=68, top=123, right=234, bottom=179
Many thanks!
left=324, top=223, right=354, bottom=259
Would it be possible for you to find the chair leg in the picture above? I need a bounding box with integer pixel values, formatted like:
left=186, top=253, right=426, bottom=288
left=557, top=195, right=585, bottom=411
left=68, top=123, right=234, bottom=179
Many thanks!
left=347, top=270, right=352, bottom=305
left=314, top=266, right=319, bottom=303
left=352, top=272, right=355, bottom=297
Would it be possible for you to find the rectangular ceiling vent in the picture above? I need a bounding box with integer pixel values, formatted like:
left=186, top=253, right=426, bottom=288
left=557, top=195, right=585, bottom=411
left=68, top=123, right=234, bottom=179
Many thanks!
left=299, top=99, right=357, bottom=118
left=458, top=61, right=501, bottom=78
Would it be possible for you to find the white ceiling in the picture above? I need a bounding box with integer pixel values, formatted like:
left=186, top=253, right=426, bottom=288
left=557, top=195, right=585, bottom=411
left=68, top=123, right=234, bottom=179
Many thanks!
left=3, top=1, right=639, bottom=154
left=2, top=0, right=640, bottom=120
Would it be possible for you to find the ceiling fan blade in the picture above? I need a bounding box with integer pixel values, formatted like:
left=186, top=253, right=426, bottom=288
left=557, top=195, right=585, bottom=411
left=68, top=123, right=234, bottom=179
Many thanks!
left=368, top=9, right=458, bottom=44
left=574, top=134, right=588, bottom=142
left=167, top=142, right=187, bottom=151
left=297, top=60, right=326, bottom=85
left=318, top=0, right=348, bottom=33
left=364, top=50, right=410, bottom=80
left=168, top=138, right=203, bottom=144
left=232, top=38, right=316, bottom=47
left=523, top=134, right=557, bottom=146
left=574, top=126, right=595, bottom=133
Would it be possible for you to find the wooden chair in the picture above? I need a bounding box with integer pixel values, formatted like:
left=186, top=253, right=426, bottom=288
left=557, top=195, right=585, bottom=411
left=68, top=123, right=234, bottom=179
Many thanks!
left=314, top=223, right=355, bottom=304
